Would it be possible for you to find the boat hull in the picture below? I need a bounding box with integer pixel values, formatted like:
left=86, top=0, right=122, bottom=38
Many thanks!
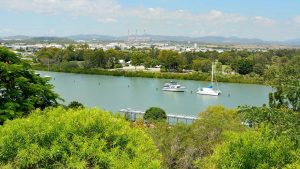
left=162, top=88, right=185, bottom=92
left=196, top=91, right=220, bottom=96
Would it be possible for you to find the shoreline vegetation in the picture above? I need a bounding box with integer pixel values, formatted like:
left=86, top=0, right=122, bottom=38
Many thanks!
left=32, top=64, right=264, bottom=84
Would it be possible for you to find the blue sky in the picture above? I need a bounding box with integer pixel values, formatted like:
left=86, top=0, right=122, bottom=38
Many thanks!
left=0, top=0, right=300, bottom=41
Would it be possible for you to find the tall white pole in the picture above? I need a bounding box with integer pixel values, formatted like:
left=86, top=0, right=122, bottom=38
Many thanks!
left=211, top=63, right=214, bottom=85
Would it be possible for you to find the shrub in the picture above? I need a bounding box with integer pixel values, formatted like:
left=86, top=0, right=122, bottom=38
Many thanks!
left=67, top=101, right=84, bottom=109
left=0, top=107, right=162, bottom=168
left=144, top=107, right=167, bottom=122
left=197, top=129, right=299, bottom=169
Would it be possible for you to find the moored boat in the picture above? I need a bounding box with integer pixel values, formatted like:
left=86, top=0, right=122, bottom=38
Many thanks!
left=162, top=81, right=186, bottom=92
left=197, top=64, right=221, bottom=96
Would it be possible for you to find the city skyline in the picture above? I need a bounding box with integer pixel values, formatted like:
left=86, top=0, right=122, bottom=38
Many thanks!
left=1, top=0, right=300, bottom=41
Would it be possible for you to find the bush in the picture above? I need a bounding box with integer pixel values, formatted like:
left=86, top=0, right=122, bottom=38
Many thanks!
left=67, top=101, right=84, bottom=109
left=144, top=107, right=167, bottom=122
left=197, top=129, right=299, bottom=169
left=147, top=106, right=245, bottom=168
left=0, top=107, right=162, bottom=168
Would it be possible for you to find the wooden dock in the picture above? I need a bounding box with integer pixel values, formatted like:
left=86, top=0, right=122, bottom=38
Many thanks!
left=119, top=108, right=198, bottom=124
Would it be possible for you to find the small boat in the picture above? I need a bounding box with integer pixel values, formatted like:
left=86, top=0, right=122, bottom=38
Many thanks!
left=162, top=81, right=186, bottom=92
left=197, top=85, right=221, bottom=96
left=197, top=64, right=221, bottom=96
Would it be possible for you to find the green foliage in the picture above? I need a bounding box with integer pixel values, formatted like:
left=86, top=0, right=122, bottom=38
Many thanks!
left=192, top=59, right=212, bottom=72
left=267, top=66, right=300, bottom=112
left=253, top=63, right=265, bottom=76
left=67, top=101, right=84, bottom=109
left=232, top=58, right=254, bottom=75
left=147, top=106, right=245, bottom=168
left=0, top=47, right=60, bottom=124
left=158, top=50, right=186, bottom=71
left=239, top=106, right=300, bottom=141
left=131, top=52, right=146, bottom=67
left=0, top=107, right=162, bottom=168
left=198, top=129, right=299, bottom=169
left=0, top=47, right=21, bottom=64
left=144, top=107, right=167, bottom=122
left=33, top=47, right=300, bottom=84
left=215, top=62, right=222, bottom=73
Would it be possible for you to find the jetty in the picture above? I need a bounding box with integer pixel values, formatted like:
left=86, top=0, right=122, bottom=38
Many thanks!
left=119, top=108, right=198, bottom=124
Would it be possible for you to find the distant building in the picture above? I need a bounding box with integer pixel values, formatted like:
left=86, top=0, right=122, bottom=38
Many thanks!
left=127, top=29, right=151, bottom=43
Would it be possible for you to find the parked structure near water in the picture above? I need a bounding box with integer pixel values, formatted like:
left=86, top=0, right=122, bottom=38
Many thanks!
left=119, top=108, right=198, bottom=124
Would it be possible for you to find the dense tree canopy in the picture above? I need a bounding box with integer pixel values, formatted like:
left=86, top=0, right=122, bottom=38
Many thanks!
left=34, top=45, right=300, bottom=78
left=0, top=107, right=162, bottom=168
left=0, top=47, right=60, bottom=124
left=144, top=107, right=167, bottom=122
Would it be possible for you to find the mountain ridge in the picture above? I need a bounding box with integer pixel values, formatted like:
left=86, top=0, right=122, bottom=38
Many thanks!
left=1, top=34, right=300, bottom=45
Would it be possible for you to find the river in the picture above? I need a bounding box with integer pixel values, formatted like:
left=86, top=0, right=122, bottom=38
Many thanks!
left=38, top=71, right=272, bottom=117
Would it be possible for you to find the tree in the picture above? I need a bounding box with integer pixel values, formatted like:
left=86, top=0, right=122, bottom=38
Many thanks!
left=218, top=52, right=234, bottom=65
left=131, top=52, right=145, bottom=68
left=232, top=58, right=254, bottom=75
left=192, top=59, right=202, bottom=71
left=158, top=50, right=185, bottom=72
left=94, top=48, right=107, bottom=68
left=83, top=49, right=97, bottom=68
left=67, top=101, right=84, bottom=109
left=215, top=62, right=222, bottom=73
left=144, top=107, right=167, bottom=122
left=224, top=66, right=233, bottom=74
left=265, top=65, right=300, bottom=112
left=192, top=59, right=212, bottom=72
left=253, top=63, right=265, bottom=76
left=143, top=56, right=154, bottom=69
left=0, top=47, right=60, bottom=124
left=0, top=107, right=162, bottom=168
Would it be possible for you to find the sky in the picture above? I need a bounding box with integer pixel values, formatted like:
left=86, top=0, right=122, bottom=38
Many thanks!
left=0, top=0, right=300, bottom=41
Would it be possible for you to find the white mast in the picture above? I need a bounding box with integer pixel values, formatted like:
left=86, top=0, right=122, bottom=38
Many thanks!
left=211, top=64, right=214, bottom=84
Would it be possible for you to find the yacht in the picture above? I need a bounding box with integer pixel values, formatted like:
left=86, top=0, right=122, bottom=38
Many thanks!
left=162, top=81, right=186, bottom=92
left=197, top=85, right=221, bottom=96
left=197, top=64, right=221, bottom=96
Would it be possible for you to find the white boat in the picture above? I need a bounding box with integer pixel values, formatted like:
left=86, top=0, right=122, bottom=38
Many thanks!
left=197, top=64, right=221, bottom=96
left=162, top=81, right=186, bottom=92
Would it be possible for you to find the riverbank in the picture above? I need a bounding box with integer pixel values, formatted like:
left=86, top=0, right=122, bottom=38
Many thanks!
left=32, top=64, right=263, bottom=84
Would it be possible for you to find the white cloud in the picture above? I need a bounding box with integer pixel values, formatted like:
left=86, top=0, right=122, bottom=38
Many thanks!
left=254, top=16, right=275, bottom=26
left=293, top=16, right=300, bottom=24
left=1, top=0, right=121, bottom=16
left=0, top=0, right=247, bottom=25
left=97, top=18, right=118, bottom=23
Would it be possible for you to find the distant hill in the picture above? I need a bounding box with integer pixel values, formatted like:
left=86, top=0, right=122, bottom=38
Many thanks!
left=1, top=36, right=74, bottom=43
left=67, top=34, right=117, bottom=41
left=1, top=34, right=300, bottom=46
left=1, top=35, right=31, bottom=40
left=65, top=34, right=270, bottom=44
left=284, top=38, right=300, bottom=45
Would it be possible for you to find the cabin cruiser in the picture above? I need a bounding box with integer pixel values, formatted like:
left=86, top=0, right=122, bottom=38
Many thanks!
left=197, top=64, right=221, bottom=96
left=162, top=81, right=186, bottom=92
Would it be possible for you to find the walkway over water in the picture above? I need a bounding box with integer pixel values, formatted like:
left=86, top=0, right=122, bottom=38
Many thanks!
left=120, top=108, right=198, bottom=124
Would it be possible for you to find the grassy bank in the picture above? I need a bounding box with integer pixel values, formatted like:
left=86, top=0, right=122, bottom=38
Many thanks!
left=32, top=64, right=263, bottom=84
